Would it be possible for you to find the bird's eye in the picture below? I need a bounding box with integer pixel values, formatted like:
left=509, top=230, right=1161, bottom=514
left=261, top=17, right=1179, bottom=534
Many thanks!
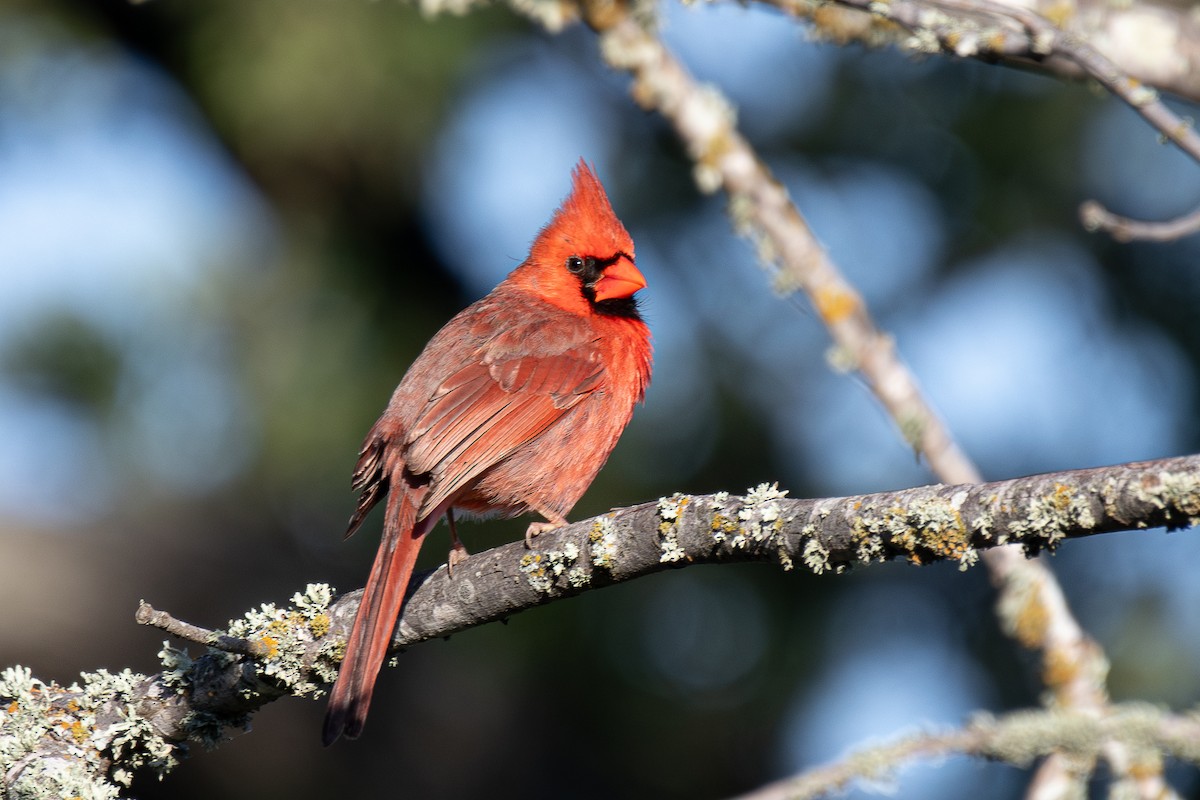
left=566, top=256, right=585, bottom=274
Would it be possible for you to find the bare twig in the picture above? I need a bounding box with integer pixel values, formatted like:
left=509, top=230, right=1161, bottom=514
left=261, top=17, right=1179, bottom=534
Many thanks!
left=136, top=601, right=271, bottom=658
left=762, top=0, right=1200, bottom=241
left=1080, top=200, right=1200, bottom=243
left=732, top=705, right=1200, bottom=800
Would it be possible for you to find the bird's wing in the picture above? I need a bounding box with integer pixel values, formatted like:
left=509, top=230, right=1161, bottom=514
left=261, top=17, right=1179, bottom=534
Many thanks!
left=402, top=319, right=606, bottom=515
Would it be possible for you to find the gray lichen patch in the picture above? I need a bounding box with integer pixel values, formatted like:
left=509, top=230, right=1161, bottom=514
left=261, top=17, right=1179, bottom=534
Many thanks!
left=225, top=583, right=336, bottom=700
left=519, top=541, right=589, bottom=594
left=1140, top=469, right=1200, bottom=527
left=1008, top=482, right=1096, bottom=553
left=850, top=492, right=976, bottom=569
left=734, top=483, right=794, bottom=570
left=1, top=664, right=176, bottom=798
left=802, top=535, right=831, bottom=575
left=657, top=493, right=689, bottom=563
left=588, top=516, right=619, bottom=571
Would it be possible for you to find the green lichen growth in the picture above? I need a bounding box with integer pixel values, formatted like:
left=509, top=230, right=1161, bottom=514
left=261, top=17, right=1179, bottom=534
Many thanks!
left=802, top=535, right=831, bottom=575
left=157, top=642, right=193, bottom=695
left=97, top=674, right=178, bottom=782
left=657, top=493, right=689, bottom=563
left=971, top=494, right=1000, bottom=543
left=911, top=493, right=977, bottom=570
left=1139, top=469, right=1200, bottom=528
left=850, top=492, right=977, bottom=570
left=733, top=483, right=793, bottom=570
left=519, top=542, right=588, bottom=593
left=224, top=582, right=336, bottom=700
left=519, top=552, right=553, bottom=592
left=1, top=585, right=338, bottom=797
left=1008, top=482, right=1096, bottom=553
left=708, top=491, right=739, bottom=544
left=313, top=639, right=344, bottom=687
left=3, top=757, right=122, bottom=800
left=0, top=663, right=183, bottom=798
left=850, top=511, right=887, bottom=565
left=707, top=484, right=795, bottom=569
left=588, top=516, right=619, bottom=571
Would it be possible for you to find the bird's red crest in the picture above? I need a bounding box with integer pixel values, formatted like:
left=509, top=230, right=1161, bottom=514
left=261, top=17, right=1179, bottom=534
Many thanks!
left=529, top=160, right=634, bottom=268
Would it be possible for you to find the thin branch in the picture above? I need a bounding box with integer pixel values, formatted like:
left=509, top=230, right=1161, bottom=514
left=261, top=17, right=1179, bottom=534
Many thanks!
left=732, top=704, right=1200, bottom=800
left=1080, top=201, right=1200, bottom=243
left=771, top=0, right=1200, bottom=103
left=761, top=0, right=1200, bottom=241
left=135, top=601, right=270, bottom=658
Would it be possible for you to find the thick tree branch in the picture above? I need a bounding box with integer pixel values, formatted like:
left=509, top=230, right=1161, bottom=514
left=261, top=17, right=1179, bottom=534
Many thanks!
left=4, top=455, right=1199, bottom=797
left=384, top=455, right=1200, bottom=644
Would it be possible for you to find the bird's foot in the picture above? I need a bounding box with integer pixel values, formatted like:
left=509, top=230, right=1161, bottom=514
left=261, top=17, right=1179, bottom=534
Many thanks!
left=524, top=512, right=569, bottom=549
left=446, top=507, right=469, bottom=577
left=446, top=541, right=470, bottom=577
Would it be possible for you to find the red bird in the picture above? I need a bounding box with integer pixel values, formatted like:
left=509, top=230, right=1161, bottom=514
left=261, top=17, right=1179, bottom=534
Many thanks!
left=322, top=161, right=652, bottom=744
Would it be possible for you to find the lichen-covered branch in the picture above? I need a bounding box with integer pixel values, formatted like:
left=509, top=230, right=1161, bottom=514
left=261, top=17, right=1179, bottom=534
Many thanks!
left=732, top=703, right=1200, bottom=800
left=763, top=0, right=1200, bottom=241
left=0, top=586, right=340, bottom=800
left=5, top=455, right=1199, bottom=797
left=779, top=0, right=1200, bottom=104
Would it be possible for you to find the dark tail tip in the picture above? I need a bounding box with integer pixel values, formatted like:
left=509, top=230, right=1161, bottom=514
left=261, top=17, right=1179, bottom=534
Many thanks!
left=322, top=704, right=367, bottom=746
left=322, top=711, right=344, bottom=747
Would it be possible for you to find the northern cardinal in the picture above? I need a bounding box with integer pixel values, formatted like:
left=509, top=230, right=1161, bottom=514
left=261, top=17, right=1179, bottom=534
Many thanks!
left=322, top=161, right=652, bottom=744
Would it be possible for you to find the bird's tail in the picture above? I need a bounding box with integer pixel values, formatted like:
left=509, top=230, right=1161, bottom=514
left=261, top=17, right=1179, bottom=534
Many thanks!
left=323, top=481, right=428, bottom=745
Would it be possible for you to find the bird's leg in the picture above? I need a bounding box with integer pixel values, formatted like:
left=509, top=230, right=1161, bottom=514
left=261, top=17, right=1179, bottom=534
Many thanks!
left=525, top=508, right=569, bottom=548
left=446, top=509, right=470, bottom=576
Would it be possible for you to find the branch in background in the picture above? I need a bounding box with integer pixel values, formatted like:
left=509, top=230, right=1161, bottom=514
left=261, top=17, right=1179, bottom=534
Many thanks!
left=5, top=455, right=1199, bottom=797
left=732, top=704, right=1200, bottom=800
left=760, top=0, right=1200, bottom=241
left=785, top=0, right=1200, bottom=102
left=1079, top=201, right=1200, bottom=244
left=573, top=2, right=1170, bottom=796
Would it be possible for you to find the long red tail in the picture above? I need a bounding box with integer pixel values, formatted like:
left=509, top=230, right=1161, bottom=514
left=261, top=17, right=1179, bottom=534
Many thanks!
left=323, top=483, right=428, bottom=745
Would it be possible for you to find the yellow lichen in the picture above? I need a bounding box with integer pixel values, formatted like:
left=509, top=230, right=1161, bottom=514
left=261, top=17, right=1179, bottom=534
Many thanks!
left=813, top=284, right=860, bottom=324
left=257, top=635, right=280, bottom=660
left=1042, top=647, right=1081, bottom=691
left=588, top=517, right=619, bottom=570
left=1011, top=586, right=1049, bottom=649
left=850, top=495, right=974, bottom=568
left=308, top=612, right=331, bottom=639
left=1043, top=0, right=1074, bottom=28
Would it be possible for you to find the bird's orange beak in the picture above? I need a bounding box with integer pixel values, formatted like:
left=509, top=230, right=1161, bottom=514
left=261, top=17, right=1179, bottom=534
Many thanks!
left=593, top=256, right=647, bottom=302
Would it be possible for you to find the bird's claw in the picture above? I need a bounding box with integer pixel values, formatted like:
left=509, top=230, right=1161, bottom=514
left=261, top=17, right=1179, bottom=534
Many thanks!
left=446, top=542, right=470, bottom=577
left=524, top=518, right=566, bottom=548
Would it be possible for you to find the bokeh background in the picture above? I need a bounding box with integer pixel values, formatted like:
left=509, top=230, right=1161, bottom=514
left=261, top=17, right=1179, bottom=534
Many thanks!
left=2, top=1, right=1199, bottom=797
